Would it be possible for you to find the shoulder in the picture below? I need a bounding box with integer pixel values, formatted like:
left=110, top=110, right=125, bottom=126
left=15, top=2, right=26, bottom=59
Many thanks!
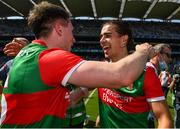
left=39, top=48, right=82, bottom=62
left=146, top=62, right=158, bottom=76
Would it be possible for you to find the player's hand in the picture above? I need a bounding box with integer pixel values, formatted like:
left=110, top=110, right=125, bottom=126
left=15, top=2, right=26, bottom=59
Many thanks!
left=3, top=38, right=27, bottom=56
left=135, top=43, right=155, bottom=59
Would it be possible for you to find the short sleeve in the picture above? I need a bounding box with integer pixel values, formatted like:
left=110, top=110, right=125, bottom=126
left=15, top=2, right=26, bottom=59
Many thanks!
left=38, top=48, right=85, bottom=87
left=144, top=67, right=165, bottom=102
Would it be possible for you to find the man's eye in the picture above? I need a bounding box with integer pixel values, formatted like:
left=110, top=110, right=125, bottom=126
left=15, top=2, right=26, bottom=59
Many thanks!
left=106, top=35, right=111, bottom=38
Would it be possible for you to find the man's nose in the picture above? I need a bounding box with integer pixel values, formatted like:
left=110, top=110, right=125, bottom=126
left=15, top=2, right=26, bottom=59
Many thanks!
left=100, top=36, right=105, bottom=45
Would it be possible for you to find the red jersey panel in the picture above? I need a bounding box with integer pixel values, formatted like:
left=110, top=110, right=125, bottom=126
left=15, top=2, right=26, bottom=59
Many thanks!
left=39, top=48, right=84, bottom=87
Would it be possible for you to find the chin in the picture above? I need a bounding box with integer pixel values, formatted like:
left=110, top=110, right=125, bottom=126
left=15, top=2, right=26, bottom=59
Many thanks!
left=105, top=55, right=109, bottom=59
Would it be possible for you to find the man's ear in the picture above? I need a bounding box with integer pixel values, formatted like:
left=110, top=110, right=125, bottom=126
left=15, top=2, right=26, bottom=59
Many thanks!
left=123, top=35, right=129, bottom=44
left=120, top=35, right=128, bottom=47
left=157, top=53, right=163, bottom=61
left=54, top=22, right=62, bottom=36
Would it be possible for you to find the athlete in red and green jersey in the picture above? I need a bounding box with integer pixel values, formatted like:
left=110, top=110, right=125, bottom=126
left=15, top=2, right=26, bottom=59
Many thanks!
left=98, top=66, right=165, bottom=128
left=98, top=21, right=172, bottom=128
left=1, top=40, right=85, bottom=128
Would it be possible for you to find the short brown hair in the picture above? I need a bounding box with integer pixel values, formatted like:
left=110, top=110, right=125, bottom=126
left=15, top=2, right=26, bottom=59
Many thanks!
left=28, top=1, right=69, bottom=38
left=153, top=43, right=171, bottom=54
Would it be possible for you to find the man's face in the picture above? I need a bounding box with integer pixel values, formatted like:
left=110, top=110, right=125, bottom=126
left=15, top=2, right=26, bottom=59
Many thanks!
left=160, top=47, right=172, bottom=65
left=100, top=24, right=125, bottom=60
left=61, top=21, right=75, bottom=51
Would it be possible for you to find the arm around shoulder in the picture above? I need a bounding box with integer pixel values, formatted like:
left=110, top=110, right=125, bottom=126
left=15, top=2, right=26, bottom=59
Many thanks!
left=69, top=49, right=149, bottom=89
left=68, top=43, right=153, bottom=89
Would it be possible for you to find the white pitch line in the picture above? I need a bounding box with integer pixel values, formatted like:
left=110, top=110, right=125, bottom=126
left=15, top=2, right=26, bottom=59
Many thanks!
left=85, top=88, right=97, bottom=105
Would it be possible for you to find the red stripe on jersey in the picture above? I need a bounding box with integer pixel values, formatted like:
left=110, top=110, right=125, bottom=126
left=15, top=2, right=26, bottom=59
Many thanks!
left=98, top=88, right=150, bottom=113
left=32, top=39, right=46, bottom=46
left=3, top=87, right=69, bottom=124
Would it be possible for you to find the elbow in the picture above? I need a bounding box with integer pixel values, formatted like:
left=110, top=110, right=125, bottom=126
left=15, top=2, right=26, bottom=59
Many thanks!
left=109, top=74, right=132, bottom=89
left=117, top=71, right=135, bottom=86
left=113, top=68, right=137, bottom=88
left=105, top=65, right=136, bottom=88
left=117, top=79, right=132, bottom=88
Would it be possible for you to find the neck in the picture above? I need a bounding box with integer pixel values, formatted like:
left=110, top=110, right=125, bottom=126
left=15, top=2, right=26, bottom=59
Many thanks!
left=110, top=50, right=128, bottom=62
left=38, top=36, right=59, bottom=49
left=150, top=58, right=160, bottom=71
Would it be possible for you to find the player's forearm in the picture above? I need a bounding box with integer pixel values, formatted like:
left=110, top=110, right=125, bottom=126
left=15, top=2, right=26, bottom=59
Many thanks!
left=115, top=51, right=148, bottom=86
left=118, top=42, right=154, bottom=86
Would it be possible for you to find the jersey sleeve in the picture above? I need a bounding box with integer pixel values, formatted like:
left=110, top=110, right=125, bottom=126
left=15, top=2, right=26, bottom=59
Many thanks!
left=144, top=67, right=165, bottom=102
left=38, top=48, right=85, bottom=87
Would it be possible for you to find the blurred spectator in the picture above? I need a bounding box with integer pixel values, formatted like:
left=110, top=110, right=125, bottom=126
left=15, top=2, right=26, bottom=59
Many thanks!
left=0, top=37, right=28, bottom=86
left=169, top=66, right=180, bottom=128
left=146, top=43, right=173, bottom=128
left=159, top=69, right=171, bottom=98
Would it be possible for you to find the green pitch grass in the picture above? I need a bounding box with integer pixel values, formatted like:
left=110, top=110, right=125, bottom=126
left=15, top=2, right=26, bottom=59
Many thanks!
left=84, top=89, right=99, bottom=128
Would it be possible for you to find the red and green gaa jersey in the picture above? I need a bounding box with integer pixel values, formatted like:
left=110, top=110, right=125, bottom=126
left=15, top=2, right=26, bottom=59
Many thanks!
left=1, top=40, right=85, bottom=128
left=98, top=67, right=165, bottom=128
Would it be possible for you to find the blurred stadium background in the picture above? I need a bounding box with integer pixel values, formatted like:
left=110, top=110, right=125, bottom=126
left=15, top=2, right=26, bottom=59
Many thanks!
left=0, top=0, right=180, bottom=126
left=0, top=0, right=180, bottom=67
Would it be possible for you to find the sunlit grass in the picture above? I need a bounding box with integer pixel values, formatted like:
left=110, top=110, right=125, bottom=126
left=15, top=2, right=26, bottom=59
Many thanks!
left=85, top=89, right=99, bottom=127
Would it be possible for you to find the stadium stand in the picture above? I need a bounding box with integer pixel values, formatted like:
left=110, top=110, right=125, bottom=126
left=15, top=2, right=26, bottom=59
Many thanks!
left=0, top=19, right=180, bottom=67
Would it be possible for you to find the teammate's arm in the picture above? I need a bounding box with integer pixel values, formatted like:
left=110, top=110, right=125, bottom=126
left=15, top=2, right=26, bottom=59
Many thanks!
left=68, top=43, right=154, bottom=88
left=149, top=101, right=173, bottom=128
